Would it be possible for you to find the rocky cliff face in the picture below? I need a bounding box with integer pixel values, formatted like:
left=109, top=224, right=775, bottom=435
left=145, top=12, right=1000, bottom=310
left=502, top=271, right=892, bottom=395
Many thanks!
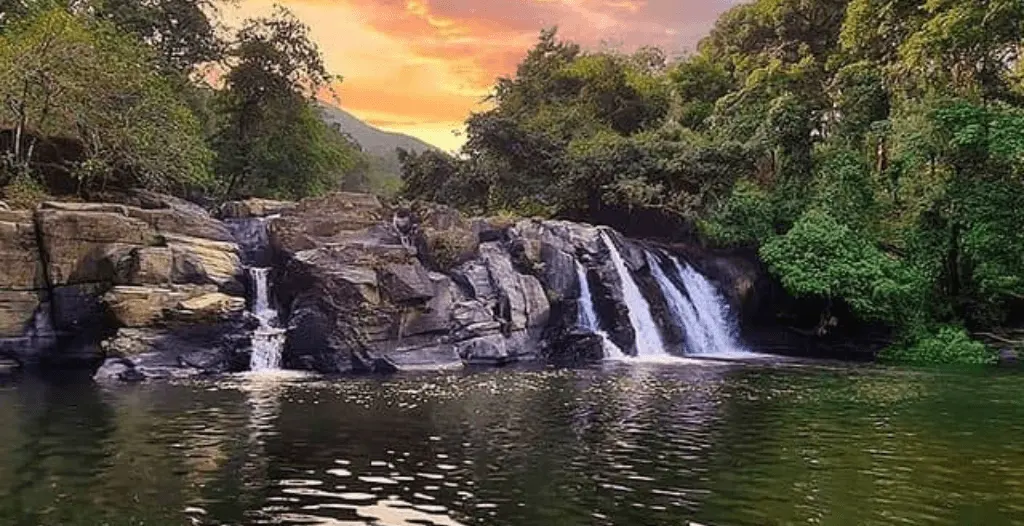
left=0, top=191, right=253, bottom=379
left=0, top=191, right=766, bottom=379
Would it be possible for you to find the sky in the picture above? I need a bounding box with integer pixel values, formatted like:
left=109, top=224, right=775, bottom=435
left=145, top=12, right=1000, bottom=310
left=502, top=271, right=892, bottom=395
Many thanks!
left=225, top=0, right=739, bottom=152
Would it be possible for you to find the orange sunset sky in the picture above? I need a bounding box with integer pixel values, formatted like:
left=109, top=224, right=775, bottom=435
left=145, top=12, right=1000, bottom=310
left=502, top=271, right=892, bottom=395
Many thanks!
left=225, top=0, right=740, bottom=152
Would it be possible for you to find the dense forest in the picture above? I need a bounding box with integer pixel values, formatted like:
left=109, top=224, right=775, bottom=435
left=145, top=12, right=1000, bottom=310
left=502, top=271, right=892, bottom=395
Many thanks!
left=398, top=0, right=1024, bottom=364
left=0, top=0, right=384, bottom=203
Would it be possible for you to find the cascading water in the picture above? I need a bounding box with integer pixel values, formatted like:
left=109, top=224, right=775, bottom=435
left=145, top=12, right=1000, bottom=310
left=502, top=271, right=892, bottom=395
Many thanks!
left=228, top=215, right=287, bottom=372
left=646, top=251, right=715, bottom=355
left=599, top=231, right=667, bottom=357
left=248, top=267, right=285, bottom=371
left=574, top=260, right=626, bottom=360
left=665, top=254, right=745, bottom=356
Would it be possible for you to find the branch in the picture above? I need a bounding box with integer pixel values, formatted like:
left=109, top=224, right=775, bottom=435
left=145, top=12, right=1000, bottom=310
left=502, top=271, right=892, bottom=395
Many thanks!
left=972, top=332, right=1024, bottom=345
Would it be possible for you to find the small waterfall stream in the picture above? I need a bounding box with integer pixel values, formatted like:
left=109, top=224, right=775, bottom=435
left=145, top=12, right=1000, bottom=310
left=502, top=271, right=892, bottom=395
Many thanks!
left=647, top=251, right=713, bottom=355
left=666, top=255, right=745, bottom=356
left=599, top=231, right=667, bottom=357
left=227, top=216, right=286, bottom=372
left=575, top=260, right=626, bottom=360
left=248, top=268, right=285, bottom=371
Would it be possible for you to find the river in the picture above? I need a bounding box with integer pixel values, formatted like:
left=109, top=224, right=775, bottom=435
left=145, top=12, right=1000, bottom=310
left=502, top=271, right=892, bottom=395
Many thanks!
left=1, top=359, right=1022, bottom=525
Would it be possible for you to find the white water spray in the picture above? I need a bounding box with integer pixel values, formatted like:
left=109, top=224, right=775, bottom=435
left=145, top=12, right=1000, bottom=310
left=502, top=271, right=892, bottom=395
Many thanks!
left=599, top=231, right=667, bottom=358
left=664, top=254, right=746, bottom=356
left=249, top=268, right=285, bottom=371
left=575, top=260, right=626, bottom=360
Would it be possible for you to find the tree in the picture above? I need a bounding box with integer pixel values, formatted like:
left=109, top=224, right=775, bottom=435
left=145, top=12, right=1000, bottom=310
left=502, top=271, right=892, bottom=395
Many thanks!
left=896, top=0, right=1024, bottom=99
left=0, top=8, right=211, bottom=192
left=92, top=0, right=223, bottom=74
left=213, top=5, right=357, bottom=200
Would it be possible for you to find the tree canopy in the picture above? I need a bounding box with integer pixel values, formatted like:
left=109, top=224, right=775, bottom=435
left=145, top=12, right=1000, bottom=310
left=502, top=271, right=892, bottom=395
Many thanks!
left=0, top=0, right=366, bottom=201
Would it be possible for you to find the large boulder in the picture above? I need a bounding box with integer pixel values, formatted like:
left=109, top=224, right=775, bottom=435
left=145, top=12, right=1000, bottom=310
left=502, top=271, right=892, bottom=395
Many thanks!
left=0, top=192, right=251, bottom=374
left=0, top=210, right=55, bottom=366
left=269, top=192, right=386, bottom=255
left=0, top=210, right=46, bottom=337
left=272, top=192, right=554, bottom=373
left=96, top=320, right=252, bottom=382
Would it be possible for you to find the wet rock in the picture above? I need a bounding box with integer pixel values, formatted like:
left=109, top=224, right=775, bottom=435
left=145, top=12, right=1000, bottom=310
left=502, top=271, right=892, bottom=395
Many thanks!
left=0, top=290, right=44, bottom=339
left=114, top=247, right=173, bottom=286
left=174, top=292, right=246, bottom=321
left=166, top=234, right=242, bottom=292
left=98, top=320, right=252, bottom=382
left=545, top=331, right=606, bottom=367
left=380, top=263, right=435, bottom=304
left=104, top=286, right=192, bottom=327
left=269, top=192, right=386, bottom=254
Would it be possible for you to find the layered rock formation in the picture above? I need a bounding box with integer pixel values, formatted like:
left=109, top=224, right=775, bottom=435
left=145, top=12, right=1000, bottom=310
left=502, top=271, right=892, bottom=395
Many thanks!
left=264, top=193, right=554, bottom=372
left=1, top=190, right=765, bottom=379
left=0, top=192, right=252, bottom=379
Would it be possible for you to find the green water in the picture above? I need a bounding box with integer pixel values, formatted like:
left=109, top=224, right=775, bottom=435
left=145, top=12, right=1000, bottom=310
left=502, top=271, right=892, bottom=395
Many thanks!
left=0, top=360, right=1022, bottom=525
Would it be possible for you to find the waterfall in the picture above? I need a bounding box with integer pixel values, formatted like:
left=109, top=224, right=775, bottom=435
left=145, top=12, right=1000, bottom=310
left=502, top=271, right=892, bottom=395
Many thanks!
left=226, top=215, right=288, bottom=372
left=575, top=260, right=626, bottom=360
left=599, top=231, right=667, bottom=357
left=646, top=251, right=713, bottom=355
left=226, top=214, right=280, bottom=268
left=248, top=268, right=285, bottom=371
left=665, top=255, right=745, bottom=356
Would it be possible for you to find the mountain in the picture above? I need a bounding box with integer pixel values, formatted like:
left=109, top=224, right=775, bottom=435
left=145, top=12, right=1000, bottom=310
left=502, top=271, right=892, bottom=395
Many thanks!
left=319, top=103, right=437, bottom=158
left=318, top=103, right=439, bottom=196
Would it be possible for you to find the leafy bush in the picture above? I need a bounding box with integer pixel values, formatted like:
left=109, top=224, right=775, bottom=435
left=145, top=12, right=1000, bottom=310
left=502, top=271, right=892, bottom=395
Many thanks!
left=0, top=9, right=213, bottom=193
left=700, top=179, right=778, bottom=247
left=426, top=228, right=478, bottom=271
left=1, top=174, right=49, bottom=210
left=880, top=325, right=995, bottom=365
left=760, top=210, right=927, bottom=326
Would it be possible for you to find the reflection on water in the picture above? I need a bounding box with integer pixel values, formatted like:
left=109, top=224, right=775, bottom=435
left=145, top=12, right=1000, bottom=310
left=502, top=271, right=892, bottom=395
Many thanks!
left=1, top=361, right=1024, bottom=526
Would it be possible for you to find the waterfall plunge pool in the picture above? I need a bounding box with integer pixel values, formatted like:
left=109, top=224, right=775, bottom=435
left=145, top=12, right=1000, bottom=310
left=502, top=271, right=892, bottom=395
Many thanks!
left=1, top=360, right=1022, bottom=526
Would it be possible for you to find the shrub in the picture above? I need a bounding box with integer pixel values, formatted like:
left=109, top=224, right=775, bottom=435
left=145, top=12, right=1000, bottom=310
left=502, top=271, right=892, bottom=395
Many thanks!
left=2, top=174, right=49, bottom=210
left=880, top=325, right=995, bottom=365
left=426, top=228, right=478, bottom=271
left=760, top=209, right=927, bottom=327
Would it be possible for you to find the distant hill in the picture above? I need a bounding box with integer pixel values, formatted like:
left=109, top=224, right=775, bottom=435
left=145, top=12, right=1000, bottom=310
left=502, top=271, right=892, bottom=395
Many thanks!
left=319, top=103, right=437, bottom=158
left=317, top=103, right=438, bottom=196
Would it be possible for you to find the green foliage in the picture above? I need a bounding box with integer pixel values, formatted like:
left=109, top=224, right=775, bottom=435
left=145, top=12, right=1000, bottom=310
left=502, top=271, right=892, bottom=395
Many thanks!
left=0, top=7, right=213, bottom=192
left=1, top=172, right=49, bottom=209
left=91, top=0, right=223, bottom=74
left=880, top=325, right=995, bottom=365
left=213, top=6, right=359, bottom=200
left=760, top=210, right=926, bottom=326
left=701, top=179, right=778, bottom=247
left=215, top=101, right=360, bottom=199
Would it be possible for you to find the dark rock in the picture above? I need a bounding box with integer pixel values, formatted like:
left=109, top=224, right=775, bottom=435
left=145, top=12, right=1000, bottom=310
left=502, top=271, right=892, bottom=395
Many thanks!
left=97, top=319, right=251, bottom=382
left=218, top=198, right=295, bottom=219
left=380, top=263, right=434, bottom=304
left=545, top=331, right=606, bottom=367
left=998, top=348, right=1020, bottom=367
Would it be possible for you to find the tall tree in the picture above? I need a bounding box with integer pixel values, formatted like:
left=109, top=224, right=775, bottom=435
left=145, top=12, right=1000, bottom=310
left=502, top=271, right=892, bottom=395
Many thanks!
left=213, top=5, right=357, bottom=200
left=92, top=0, right=223, bottom=74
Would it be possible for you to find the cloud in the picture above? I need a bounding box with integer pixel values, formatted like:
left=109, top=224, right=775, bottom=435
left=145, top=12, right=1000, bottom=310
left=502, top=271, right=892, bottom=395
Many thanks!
left=228, top=0, right=740, bottom=149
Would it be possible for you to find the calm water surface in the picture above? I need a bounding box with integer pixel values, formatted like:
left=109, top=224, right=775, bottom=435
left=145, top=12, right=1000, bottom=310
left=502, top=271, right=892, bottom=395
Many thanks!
left=1, top=359, right=1023, bottom=526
